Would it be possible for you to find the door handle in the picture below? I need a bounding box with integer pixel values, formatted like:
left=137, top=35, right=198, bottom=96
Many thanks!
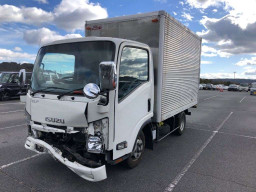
left=148, top=99, right=151, bottom=112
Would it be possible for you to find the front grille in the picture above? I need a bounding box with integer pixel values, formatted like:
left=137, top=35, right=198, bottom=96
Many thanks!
left=46, top=124, right=67, bottom=130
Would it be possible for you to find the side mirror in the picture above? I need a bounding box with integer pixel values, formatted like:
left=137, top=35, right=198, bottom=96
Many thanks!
left=18, top=69, right=26, bottom=86
left=99, top=62, right=117, bottom=91
left=83, top=83, right=100, bottom=99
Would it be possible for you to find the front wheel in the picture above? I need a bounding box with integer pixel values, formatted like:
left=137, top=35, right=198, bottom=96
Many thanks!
left=125, top=131, right=145, bottom=169
left=175, top=112, right=186, bottom=136
left=0, top=92, right=10, bottom=101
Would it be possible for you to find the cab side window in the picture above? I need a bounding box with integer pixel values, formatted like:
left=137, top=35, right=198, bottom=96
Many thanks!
left=118, top=47, right=149, bottom=101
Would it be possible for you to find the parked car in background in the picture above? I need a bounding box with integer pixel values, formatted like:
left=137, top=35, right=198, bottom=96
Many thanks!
left=205, top=83, right=214, bottom=90
left=223, top=86, right=229, bottom=90
left=250, top=82, right=256, bottom=95
left=212, top=85, right=217, bottom=90
left=216, top=84, right=223, bottom=90
left=239, top=83, right=249, bottom=92
left=0, top=71, right=31, bottom=101
left=199, top=84, right=203, bottom=90
left=201, top=84, right=206, bottom=90
left=228, top=84, right=239, bottom=91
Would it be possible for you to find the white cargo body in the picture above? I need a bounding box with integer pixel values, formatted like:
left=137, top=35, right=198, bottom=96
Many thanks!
left=86, top=10, right=202, bottom=122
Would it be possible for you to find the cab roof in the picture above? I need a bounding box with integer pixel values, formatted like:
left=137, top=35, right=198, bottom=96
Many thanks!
left=43, top=37, right=149, bottom=49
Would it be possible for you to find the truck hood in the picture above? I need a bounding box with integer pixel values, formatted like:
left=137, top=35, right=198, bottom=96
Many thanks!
left=30, top=98, right=88, bottom=127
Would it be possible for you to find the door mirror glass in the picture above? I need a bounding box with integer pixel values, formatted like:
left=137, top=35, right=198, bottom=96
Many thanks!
left=83, top=83, right=100, bottom=99
left=18, top=69, right=25, bottom=86
left=99, top=61, right=117, bottom=91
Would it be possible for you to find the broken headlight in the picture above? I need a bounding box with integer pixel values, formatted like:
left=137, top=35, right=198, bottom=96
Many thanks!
left=87, top=136, right=103, bottom=154
left=87, top=118, right=109, bottom=153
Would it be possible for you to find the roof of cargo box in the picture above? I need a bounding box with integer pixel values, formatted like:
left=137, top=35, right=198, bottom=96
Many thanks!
left=86, top=10, right=201, bottom=41
left=43, top=37, right=149, bottom=48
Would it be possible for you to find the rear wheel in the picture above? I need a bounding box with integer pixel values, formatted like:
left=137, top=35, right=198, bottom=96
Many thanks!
left=175, top=112, right=186, bottom=136
left=125, top=131, right=145, bottom=168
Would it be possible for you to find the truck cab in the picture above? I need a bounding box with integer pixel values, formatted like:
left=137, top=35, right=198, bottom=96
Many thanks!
left=25, top=37, right=154, bottom=181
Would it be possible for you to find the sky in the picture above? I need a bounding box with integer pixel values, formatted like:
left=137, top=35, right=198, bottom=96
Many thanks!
left=0, top=0, right=256, bottom=79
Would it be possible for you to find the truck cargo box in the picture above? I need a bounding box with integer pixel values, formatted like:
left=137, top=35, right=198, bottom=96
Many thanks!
left=86, top=11, right=202, bottom=122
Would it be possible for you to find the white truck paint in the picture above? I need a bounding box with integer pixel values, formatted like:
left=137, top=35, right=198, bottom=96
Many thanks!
left=24, top=11, right=201, bottom=181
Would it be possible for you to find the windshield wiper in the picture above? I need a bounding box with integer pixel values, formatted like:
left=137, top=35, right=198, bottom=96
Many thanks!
left=31, top=87, right=68, bottom=96
left=57, top=88, right=84, bottom=99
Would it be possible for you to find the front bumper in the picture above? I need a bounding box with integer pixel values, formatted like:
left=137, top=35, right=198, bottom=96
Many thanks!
left=25, top=136, right=107, bottom=182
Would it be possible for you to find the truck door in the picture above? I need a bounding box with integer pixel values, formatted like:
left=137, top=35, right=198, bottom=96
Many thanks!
left=113, top=43, right=154, bottom=159
left=8, top=73, right=20, bottom=97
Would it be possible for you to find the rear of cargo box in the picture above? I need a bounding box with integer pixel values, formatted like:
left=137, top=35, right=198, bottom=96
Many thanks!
left=86, top=11, right=201, bottom=123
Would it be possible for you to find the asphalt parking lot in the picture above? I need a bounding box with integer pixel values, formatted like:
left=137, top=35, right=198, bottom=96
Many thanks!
left=0, top=91, right=256, bottom=192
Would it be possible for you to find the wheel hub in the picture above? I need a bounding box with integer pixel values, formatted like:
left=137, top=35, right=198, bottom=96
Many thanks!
left=180, top=120, right=185, bottom=131
left=131, top=138, right=143, bottom=160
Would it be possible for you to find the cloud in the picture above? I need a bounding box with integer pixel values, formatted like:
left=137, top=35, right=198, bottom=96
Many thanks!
left=186, top=0, right=221, bottom=9
left=23, top=27, right=82, bottom=46
left=0, top=5, right=53, bottom=25
left=201, top=60, right=212, bottom=65
left=0, top=48, right=36, bottom=62
left=198, top=15, right=256, bottom=55
left=202, top=45, right=231, bottom=58
left=181, top=12, right=193, bottom=21
left=35, top=0, right=48, bottom=4
left=53, top=0, right=108, bottom=31
left=14, top=47, right=22, bottom=52
left=173, top=11, right=177, bottom=16
left=212, top=9, right=218, bottom=13
left=242, top=65, right=256, bottom=76
left=244, top=69, right=256, bottom=75
left=0, top=0, right=108, bottom=31
left=187, top=0, right=256, bottom=29
left=235, top=57, right=256, bottom=66
left=187, top=0, right=256, bottom=55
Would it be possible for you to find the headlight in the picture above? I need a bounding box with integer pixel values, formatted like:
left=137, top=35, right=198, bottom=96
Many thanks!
left=93, top=118, right=108, bottom=145
left=0, top=84, right=2, bottom=88
left=87, top=118, right=109, bottom=153
left=87, top=136, right=103, bottom=154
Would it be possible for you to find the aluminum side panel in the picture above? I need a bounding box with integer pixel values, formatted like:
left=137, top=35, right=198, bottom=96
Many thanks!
left=160, top=15, right=201, bottom=121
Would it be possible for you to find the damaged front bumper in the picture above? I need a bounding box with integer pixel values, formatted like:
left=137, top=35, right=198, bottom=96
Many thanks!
left=25, top=136, right=107, bottom=182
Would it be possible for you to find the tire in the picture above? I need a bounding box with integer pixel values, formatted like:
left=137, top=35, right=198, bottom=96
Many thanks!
left=125, top=131, right=145, bottom=169
left=0, top=92, right=9, bottom=101
left=175, top=112, right=186, bottom=136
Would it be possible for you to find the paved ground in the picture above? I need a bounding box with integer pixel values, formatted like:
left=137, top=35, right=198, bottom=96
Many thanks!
left=0, top=91, right=255, bottom=192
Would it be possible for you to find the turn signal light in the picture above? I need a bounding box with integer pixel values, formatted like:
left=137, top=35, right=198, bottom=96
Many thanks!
left=116, top=141, right=128, bottom=150
left=115, top=158, right=123, bottom=164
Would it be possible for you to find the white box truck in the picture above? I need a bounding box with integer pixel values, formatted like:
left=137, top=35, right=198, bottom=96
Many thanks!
left=24, top=11, right=201, bottom=182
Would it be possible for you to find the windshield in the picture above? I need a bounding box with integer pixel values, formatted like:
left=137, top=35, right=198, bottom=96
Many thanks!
left=32, top=41, right=115, bottom=93
left=0, top=73, right=19, bottom=84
